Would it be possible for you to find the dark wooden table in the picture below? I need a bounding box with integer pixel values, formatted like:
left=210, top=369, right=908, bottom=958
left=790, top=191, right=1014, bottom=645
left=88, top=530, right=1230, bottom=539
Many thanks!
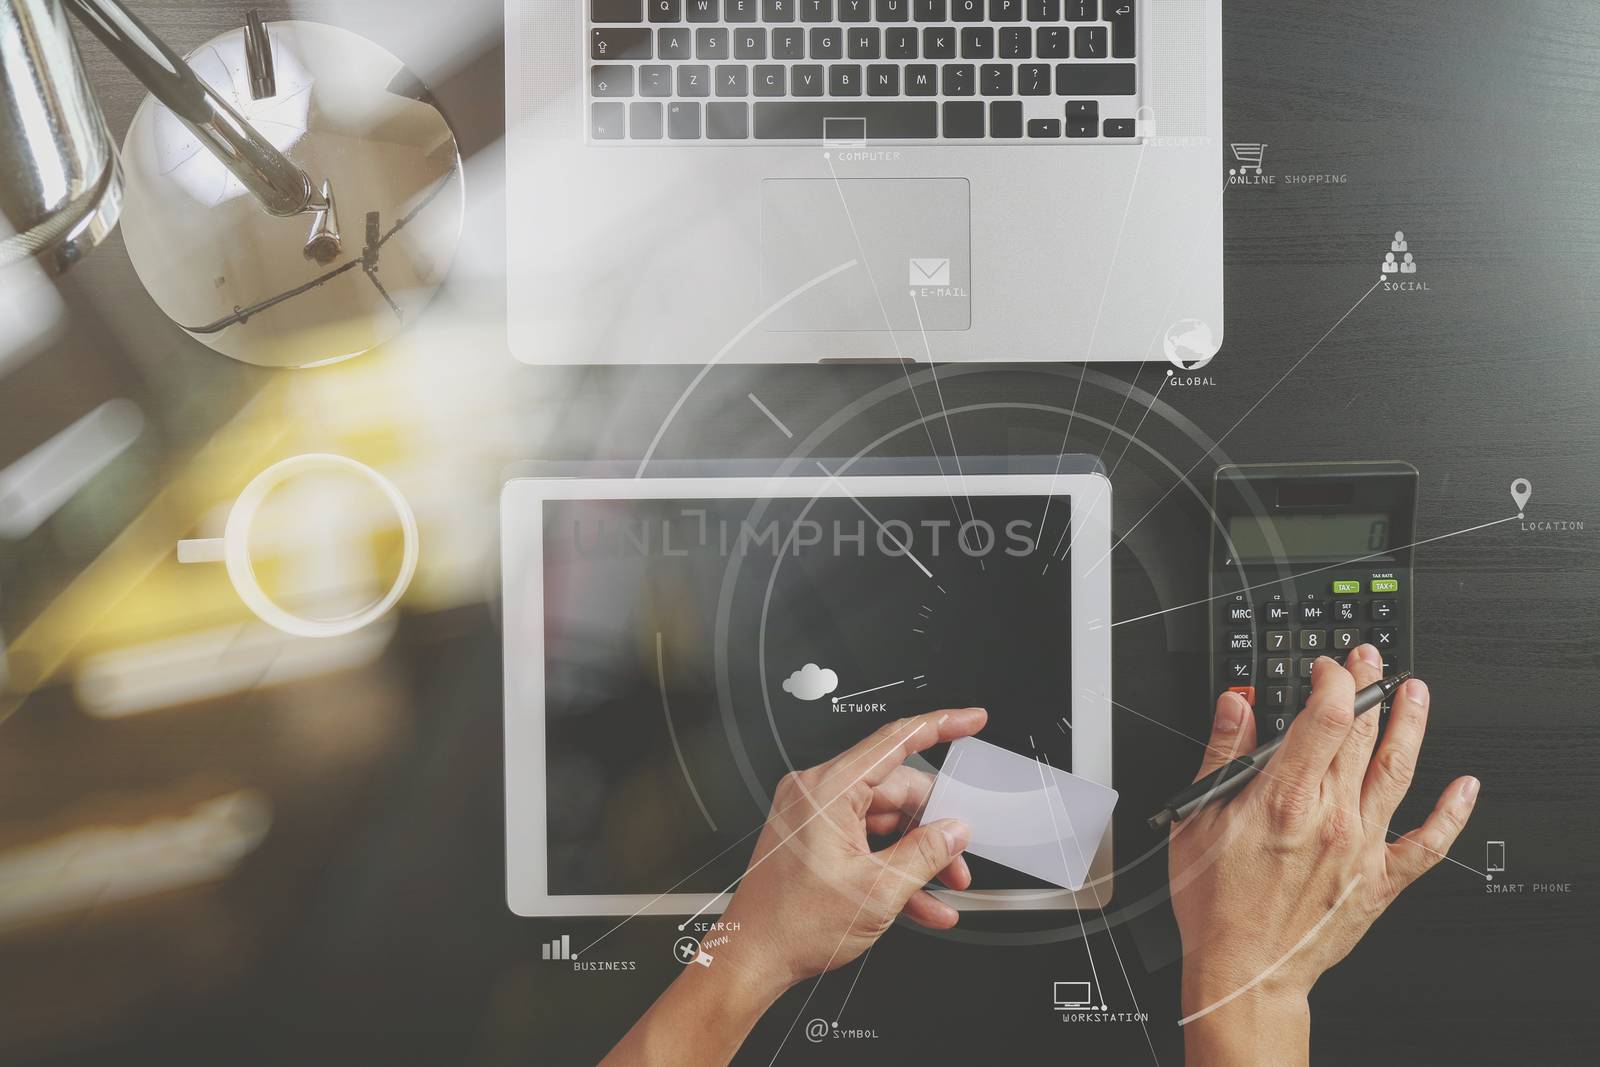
left=3, top=0, right=1597, bottom=1063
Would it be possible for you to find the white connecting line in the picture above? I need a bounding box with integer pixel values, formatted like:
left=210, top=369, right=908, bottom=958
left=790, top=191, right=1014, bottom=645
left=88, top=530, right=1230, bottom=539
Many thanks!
left=1109, top=513, right=1522, bottom=628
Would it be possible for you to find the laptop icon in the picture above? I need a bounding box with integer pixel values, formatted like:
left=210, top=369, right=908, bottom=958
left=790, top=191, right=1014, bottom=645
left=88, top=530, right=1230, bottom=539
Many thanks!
left=1054, top=981, right=1095, bottom=1010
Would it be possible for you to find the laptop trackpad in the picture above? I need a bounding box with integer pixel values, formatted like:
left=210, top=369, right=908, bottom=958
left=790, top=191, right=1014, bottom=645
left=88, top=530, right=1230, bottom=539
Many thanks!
left=761, top=178, right=970, bottom=333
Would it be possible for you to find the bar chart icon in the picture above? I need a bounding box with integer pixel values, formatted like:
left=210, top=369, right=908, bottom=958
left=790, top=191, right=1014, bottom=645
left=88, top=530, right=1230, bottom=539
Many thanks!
left=542, top=934, right=572, bottom=961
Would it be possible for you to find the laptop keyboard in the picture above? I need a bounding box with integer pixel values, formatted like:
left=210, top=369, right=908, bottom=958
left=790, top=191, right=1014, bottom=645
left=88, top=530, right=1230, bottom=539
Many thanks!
left=587, top=0, right=1141, bottom=143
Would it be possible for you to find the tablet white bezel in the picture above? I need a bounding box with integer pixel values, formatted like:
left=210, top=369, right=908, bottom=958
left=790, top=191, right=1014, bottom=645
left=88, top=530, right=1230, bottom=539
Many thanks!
left=503, top=473, right=1112, bottom=916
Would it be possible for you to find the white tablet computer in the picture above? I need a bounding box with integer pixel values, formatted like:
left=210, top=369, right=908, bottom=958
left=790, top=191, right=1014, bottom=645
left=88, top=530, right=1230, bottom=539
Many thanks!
left=503, top=472, right=1112, bottom=917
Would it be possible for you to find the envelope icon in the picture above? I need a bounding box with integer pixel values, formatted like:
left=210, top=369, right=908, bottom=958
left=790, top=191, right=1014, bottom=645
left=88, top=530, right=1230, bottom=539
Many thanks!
left=908, top=257, right=951, bottom=286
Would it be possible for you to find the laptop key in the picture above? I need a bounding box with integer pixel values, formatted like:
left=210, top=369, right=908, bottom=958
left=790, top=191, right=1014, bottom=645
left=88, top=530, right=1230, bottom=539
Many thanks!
left=811, top=27, right=842, bottom=58
left=591, top=102, right=625, bottom=139
left=696, top=28, right=729, bottom=58
left=877, top=0, right=910, bottom=19
left=765, top=0, right=796, bottom=19
left=1026, top=117, right=1060, bottom=137
left=1037, top=27, right=1070, bottom=58
left=990, top=99, right=1022, bottom=137
left=990, top=0, right=1022, bottom=20
left=630, top=101, right=664, bottom=138
left=943, top=100, right=984, bottom=137
left=952, top=0, right=983, bottom=20
left=867, top=64, right=900, bottom=95
left=640, top=65, right=673, bottom=96
left=716, top=64, right=749, bottom=95
left=752, top=101, right=937, bottom=138
left=942, top=63, right=974, bottom=95
left=1065, top=0, right=1093, bottom=18
left=980, top=64, right=1012, bottom=96
left=593, top=0, right=643, bottom=22
left=913, top=0, right=945, bottom=18
left=592, top=28, right=652, bottom=60
left=686, top=0, right=719, bottom=21
left=886, top=26, right=918, bottom=58
left=849, top=27, right=881, bottom=58
left=1075, top=25, right=1106, bottom=59
left=960, top=27, right=994, bottom=59
left=839, top=0, right=871, bottom=19
left=791, top=64, right=826, bottom=95
left=1106, top=0, right=1135, bottom=58
left=707, top=101, right=749, bottom=137
left=668, top=100, right=702, bottom=138
left=677, top=65, right=710, bottom=96
left=591, top=65, right=635, bottom=97
left=829, top=64, right=862, bottom=95
left=726, top=0, right=759, bottom=19
left=647, top=0, right=682, bottom=21
left=1019, top=63, right=1050, bottom=95
left=772, top=27, right=804, bottom=58
left=753, top=64, right=787, bottom=95
left=1027, top=0, right=1058, bottom=17
left=658, top=28, right=692, bottom=58
left=1067, top=117, right=1095, bottom=137
left=800, top=0, right=833, bottom=19
left=1102, top=117, right=1134, bottom=136
left=924, top=27, right=955, bottom=58
left=735, top=28, right=766, bottom=58
left=905, top=64, right=938, bottom=95
left=1055, top=63, right=1135, bottom=95
left=1000, top=26, right=1031, bottom=59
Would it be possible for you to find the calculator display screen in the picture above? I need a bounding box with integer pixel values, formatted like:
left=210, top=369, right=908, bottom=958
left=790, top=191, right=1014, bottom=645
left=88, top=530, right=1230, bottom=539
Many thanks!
left=1227, top=513, right=1392, bottom=562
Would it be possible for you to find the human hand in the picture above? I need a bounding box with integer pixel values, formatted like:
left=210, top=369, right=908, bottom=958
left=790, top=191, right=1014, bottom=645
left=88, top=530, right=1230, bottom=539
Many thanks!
left=1169, top=647, right=1477, bottom=1061
left=720, top=707, right=986, bottom=991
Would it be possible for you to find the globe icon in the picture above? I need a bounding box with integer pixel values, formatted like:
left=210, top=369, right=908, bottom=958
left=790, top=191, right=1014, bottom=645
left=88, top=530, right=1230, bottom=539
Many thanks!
left=1163, top=318, right=1218, bottom=370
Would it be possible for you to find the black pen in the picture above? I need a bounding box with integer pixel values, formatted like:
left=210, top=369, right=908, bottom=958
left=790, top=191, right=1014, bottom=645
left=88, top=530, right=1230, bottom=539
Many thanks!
left=1147, top=671, right=1413, bottom=832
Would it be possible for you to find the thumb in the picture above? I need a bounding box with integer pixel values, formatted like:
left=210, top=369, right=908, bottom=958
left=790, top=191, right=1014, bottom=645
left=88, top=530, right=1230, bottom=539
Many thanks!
left=1193, top=691, right=1257, bottom=781
left=880, top=819, right=970, bottom=900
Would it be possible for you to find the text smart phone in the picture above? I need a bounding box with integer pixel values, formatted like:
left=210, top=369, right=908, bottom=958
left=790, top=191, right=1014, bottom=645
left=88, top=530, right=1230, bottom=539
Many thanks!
left=1209, top=462, right=1419, bottom=738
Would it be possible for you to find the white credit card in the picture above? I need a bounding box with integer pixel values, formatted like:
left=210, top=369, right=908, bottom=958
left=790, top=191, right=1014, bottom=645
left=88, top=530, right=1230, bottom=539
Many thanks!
left=922, top=736, right=1118, bottom=892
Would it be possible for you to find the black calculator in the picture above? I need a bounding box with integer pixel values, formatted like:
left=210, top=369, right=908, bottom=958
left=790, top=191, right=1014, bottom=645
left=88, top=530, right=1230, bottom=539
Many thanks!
left=1209, top=462, right=1418, bottom=739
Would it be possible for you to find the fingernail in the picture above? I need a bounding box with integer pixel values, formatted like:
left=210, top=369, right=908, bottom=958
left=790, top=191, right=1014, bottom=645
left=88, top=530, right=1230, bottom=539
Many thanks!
left=1358, top=643, right=1382, bottom=667
left=1403, top=678, right=1429, bottom=707
left=1215, top=694, right=1245, bottom=734
left=1459, top=776, right=1480, bottom=803
left=939, top=819, right=970, bottom=854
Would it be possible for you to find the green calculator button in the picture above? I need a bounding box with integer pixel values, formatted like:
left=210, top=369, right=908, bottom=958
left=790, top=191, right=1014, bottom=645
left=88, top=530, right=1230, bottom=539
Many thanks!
left=1330, top=580, right=1362, bottom=595
left=1369, top=578, right=1399, bottom=593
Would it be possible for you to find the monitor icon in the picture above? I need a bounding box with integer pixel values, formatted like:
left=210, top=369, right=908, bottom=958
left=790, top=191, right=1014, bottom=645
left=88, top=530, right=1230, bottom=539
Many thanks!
left=1053, top=981, right=1094, bottom=1010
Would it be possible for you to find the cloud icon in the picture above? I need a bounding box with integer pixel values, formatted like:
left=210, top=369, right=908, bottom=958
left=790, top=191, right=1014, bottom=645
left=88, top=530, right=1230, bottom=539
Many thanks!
left=782, top=663, right=838, bottom=702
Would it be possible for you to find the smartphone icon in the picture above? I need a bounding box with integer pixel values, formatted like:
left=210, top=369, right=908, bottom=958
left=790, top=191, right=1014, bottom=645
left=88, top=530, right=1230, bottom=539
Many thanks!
left=1486, top=841, right=1506, bottom=873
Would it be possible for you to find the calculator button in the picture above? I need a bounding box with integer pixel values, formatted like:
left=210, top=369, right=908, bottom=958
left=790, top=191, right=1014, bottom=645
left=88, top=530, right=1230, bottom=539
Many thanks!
left=1369, top=599, right=1396, bottom=621
left=1262, top=685, right=1295, bottom=710
left=1260, top=710, right=1296, bottom=738
left=1298, top=657, right=1317, bottom=679
left=1297, top=600, right=1328, bottom=624
left=1261, top=601, right=1292, bottom=624
left=1227, top=685, right=1256, bottom=707
left=1370, top=577, right=1400, bottom=593
left=1226, top=631, right=1254, bottom=652
left=1330, top=579, right=1361, bottom=595
left=1263, top=630, right=1291, bottom=652
left=1225, top=658, right=1253, bottom=681
left=1332, top=627, right=1361, bottom=651
left=1333, top=600, right=1357, bottom=623
left=1222, top=595, right=1253, bottom=624
left=1369, top=626, right=1397, bottom=651
left=1264, top=657, right=1291, bottom=679
left=1297, top=629, right=1327, bottom=652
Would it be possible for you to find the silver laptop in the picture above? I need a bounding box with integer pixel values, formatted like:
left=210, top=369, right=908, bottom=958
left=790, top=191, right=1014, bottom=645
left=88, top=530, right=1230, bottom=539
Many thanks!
left=505, top=0, right=1223, bottom=364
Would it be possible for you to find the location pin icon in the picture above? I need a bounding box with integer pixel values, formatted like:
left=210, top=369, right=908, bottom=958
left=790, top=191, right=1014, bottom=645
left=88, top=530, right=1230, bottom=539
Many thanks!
left=1510, top=478, right=1532, bottom=514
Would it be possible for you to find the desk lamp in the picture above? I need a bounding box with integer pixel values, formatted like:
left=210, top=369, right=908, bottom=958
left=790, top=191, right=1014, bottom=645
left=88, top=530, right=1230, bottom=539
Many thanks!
left=0, top=0, right=461, bottom=367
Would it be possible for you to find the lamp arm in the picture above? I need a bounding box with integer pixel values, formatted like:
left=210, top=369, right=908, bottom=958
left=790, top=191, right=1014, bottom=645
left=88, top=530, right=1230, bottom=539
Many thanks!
left=62, top=0, right=314, bottom=217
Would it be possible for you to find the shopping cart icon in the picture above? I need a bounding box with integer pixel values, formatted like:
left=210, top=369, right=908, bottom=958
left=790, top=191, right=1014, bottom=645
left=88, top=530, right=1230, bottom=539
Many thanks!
left=1229, top=143, right=1267, bottom=175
